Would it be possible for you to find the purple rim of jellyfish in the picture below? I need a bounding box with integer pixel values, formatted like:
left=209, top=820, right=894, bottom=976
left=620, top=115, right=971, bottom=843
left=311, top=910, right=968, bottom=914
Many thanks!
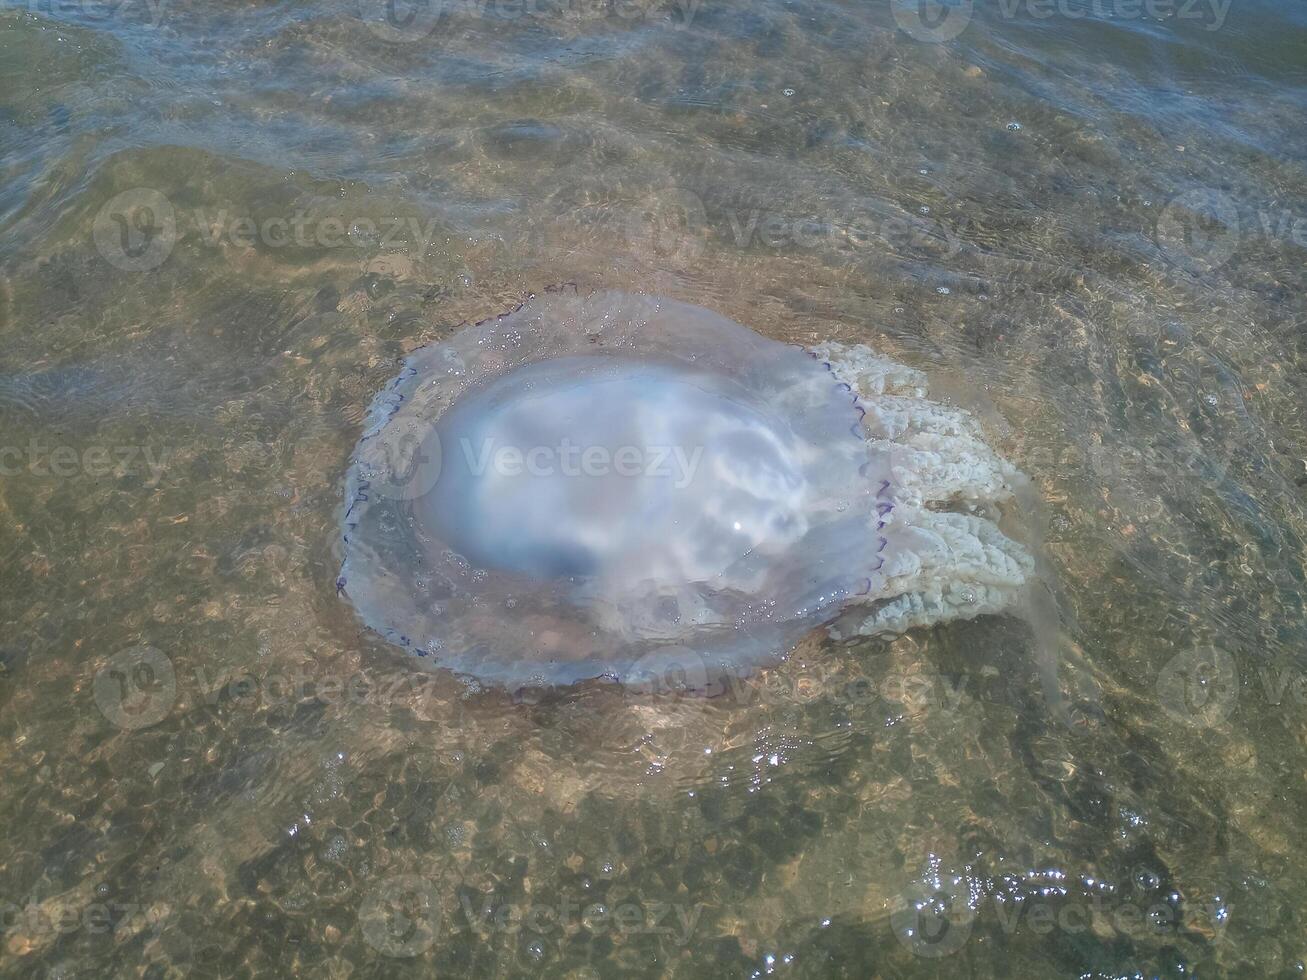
left=338, top=289, right=896, bottom=690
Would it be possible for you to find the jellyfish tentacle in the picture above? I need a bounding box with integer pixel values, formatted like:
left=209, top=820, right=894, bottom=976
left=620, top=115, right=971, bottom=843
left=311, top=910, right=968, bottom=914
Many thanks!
left=819, top=341, right=1034, bottom=638
left=874, top=436, right=1019, bottom=508
left=834, top=506, right=1035, bottom=638
left=808, top=341, right=928, bottom=398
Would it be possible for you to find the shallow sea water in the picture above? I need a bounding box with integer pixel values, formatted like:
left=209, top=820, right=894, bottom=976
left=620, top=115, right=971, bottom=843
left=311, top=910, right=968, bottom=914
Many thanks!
left=2, top=0, right=1307, bottom=974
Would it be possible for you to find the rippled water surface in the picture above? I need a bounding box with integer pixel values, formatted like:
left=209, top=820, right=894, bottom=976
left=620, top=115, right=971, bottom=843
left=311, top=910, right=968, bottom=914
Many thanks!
left=3, top=0, right=1307, bottom=974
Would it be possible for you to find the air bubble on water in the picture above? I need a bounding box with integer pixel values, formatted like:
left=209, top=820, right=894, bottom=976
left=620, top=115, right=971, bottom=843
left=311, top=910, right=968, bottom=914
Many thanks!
left=1134, top=867, right=1161, bottom=891
left=439, top=348, right=466, bottom=376
left=783, top=88, right=795, bottom=97
left=919, top=205, right=930, bottom=214
left=322, top=833, right=348, bottom=862
left=936, top=286, right=951, bottom=295
left=1006, top=121, right=1023, bottom=131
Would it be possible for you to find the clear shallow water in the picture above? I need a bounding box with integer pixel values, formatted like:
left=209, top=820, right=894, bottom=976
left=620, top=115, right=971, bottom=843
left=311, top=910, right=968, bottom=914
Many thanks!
left=1, top=0, right=1307, bottom=974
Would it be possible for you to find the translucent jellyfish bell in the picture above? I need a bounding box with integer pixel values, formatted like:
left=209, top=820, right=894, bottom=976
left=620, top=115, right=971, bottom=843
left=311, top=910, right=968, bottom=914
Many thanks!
left=340, top=290, right=1033, bottom=690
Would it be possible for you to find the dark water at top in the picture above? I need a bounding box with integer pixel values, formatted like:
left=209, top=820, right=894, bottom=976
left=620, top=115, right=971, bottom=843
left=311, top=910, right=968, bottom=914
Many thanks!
left=1, top=0, right=1307, bottom=974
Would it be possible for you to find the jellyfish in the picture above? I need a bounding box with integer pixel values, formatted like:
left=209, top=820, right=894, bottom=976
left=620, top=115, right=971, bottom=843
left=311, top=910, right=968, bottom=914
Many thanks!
left=339, top=289, right=1034, bottom=690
